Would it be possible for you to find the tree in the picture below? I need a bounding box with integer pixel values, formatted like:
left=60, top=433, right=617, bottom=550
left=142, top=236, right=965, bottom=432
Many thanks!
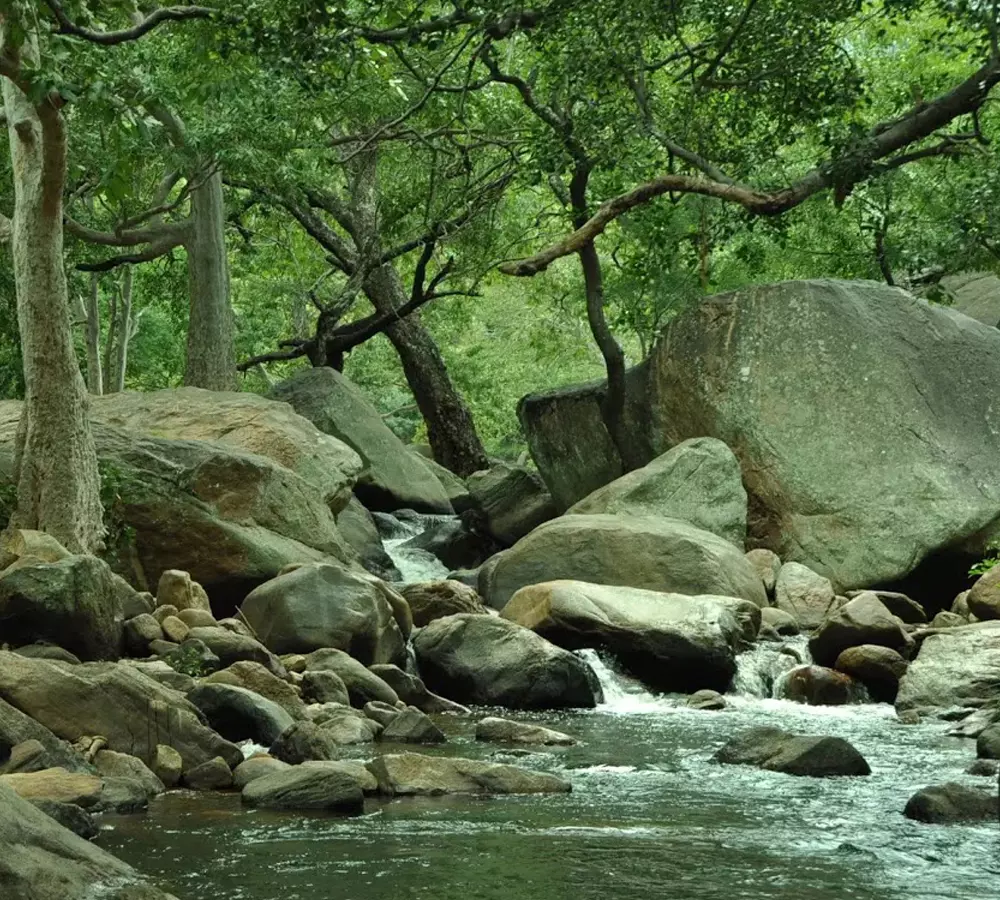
left=0, top=1, right=216, bottom=552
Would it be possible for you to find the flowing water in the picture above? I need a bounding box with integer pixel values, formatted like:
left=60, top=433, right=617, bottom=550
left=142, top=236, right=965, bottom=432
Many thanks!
left=97, top=526, right=1000, bottom=899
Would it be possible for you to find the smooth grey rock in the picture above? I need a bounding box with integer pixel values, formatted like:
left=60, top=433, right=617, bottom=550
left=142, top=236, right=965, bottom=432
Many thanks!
left=303, top=649, right=399, bottom=707
left=809, top=593, right=912, bottom=667
left=475, top=717, right=576, bottom=745
left=366, top=752, right=572, bottom=796
left=713, top=726, right=871, bottom=776
left=187, top=683, right=294, bottom=746
left=904, top=782, right=999, bottom=823
left=241, top=764, right=364, bottom=812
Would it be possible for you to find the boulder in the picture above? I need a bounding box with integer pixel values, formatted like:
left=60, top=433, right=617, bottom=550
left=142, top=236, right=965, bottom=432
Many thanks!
left=501, top=580, right=753, bottom=692
left=568, top=438, right=747, bottom=546
left=303, top=649, right=400, bottom=707
left=687, top=689, right=727, bottom=710
left=466, top=463, right=557, bottom=546
left=0, top=697, right=91, bottom=774
left=401, top=518, right=499, bottom=571
left=269, top=721, right=340, bottom=764
left=746, top=549, right=781, bottom=596
left=774, top=563, right=839, bottom=631
left=977, top=724, right=1000, bottom=759
left=777, top=666, right=860, bottom=706
left=13, top=643, right=82, bottom=664
left=834, top=645, right=908, bottom=703
left=0, top=651, right=241, bottom=772
left=28, top=799, right=98, bottom=840
left=182, top=756, right=233, bottom=791
left=232, top=755, right=290, bottom=789
left=363, top=701, right=400, bottom=728
left=336, top=496, right=400, bottom=580
left=269, top=367, right=452, bottom=513
left=760, top=607, right=799, bottom=636
left=0, top=555, right=129, bottom=661
left=380, top=708, right=446, bottom=744
left=0, top=768, right=103, bottom=807
left=183, top=627, right=285, bottom=676
left=187, top=683, right=295, bottom=746
left=0, top=782, right=178, bottom=900
left=930, top=611, right=967, bottom=629
left=241, top=562, right=406, bottom=664
left=156, top=570, right=211, bottom=613
left=475, top=717, right=576, bottom=745
left=300, top=759, right=379, bottom=793
left=366, top=752, right=572, bottom=796
left=486, top=514, right=767, bottom=611
left=412, top=452, right=473, bottom=512
left=968, top=566, right=1000, bottom=620
left=93, top=750, right=164, bottom=797
left=92, top=386, right=362, bottom=513
left=300, top=670, right=350, bottom=706
left=967, top=759, right=1000, bottom=777
left=124, top=614, right=163, bottom=655
left=809, top=593, right=912, bottom=667
left=160, top=615, right=190, bottom=644
left=519, top=280, right=1000, bottom=593
left=401, top=580, right=490, bottom=626
left=412, top=614, right=600, bottom=709
left=895, top=622, right=1000, bottom=712
left=903, top=782, right=999, bottom=824
left=150, top=745, right=183, bottom=788
left=713, top=726, right=871, bottom=776
left=177, top=608, right=217, bottom=629
left=95, top=776, right=155, bottom=813
left=845, top=590, right=926, bottom=624
left=241, top=764, right=365, bottom=813
left=204, top=661, right=306, bottom=719
left=313, top=707, right=380, bottom=744
left=367, top=664, right=469, bottom=714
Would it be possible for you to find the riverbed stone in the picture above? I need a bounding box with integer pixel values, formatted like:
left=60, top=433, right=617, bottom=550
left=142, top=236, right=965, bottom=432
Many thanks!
left=809, top=593, right=912, bottom=667
left=834, top=645, right=908, bottom=703
left=183, top=627, right=285, bottom=676
left=269, top=721, right=340, bottom=763
left=895, top=621, right=1000, bottom=712
left=968, top=566, right=1000, bottom=620
left=177, top=608, right=217, bottom=629
left=0, top=697, right=91, bottom=774
left=567, top=438, right=747, bottom=547
left=487, top=514, right=767, bottom=611
left=182, top=756, right=233, bottom=791
left=151, top=745, right=182, bottom=788
left=159, top=615, right=190, bottom=644
left=316, top=707, right=381, bottom=744
left=232, top=755, right=290, bottom=789
left=242, top=763, right=365, bottom=812
left=466, top=463, right=557, bottom=546
left=773, top=563, right=838, bottom=631
left=204, top=660, right=306, bottom=719
left=760, top=607, right=799, bottom=636
left=977, top=724, right=1000, bottom=759
left=501, top=580, right=752, bottom=693
left=401, top=579, right=489, bottom=626
left=336, top=495, right=400, bottom=580
left=187, top=683, right=295, bottom=746
left=93, top=750, right=164, bottom=797
left=156, top=570, right=212, bottom=613
left=778, top=666, right=859, bottom=706
left=687, top=689, right=727, bottom=710
left=29, top=798, right=99, bottom=840
left=475, top=717, right=576, bottom=745
left=0, top=768, right=103, bottom=807
left=746, top=549, right=781, bottom=596
left=301, top=669, right=351, bottom=706
left=124, top=614, right=163, bottom=655
left=713, top=726, right=871, bottom=776
left=413, top=614, right=600, bottom=709
left=380, top=707, right=446, bottom=744
left=930, top=611, right=967, bottom=629
left=846, top=590, right=926, bottom=624
left=903, top=782, right=999, bottom=823
left=241, top=562, right=406, bottom=664
left=367, top=752, right=572, bottom=796
left=303, top=649, right=400, bottom=707
left=368, top=664, right=469, bottom=714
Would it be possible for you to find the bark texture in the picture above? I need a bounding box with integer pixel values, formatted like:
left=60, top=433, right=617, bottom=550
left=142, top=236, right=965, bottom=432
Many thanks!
left=2, top=42, right=104, bottom=553
left=85, top=272, right=102, bottom=394
left=184, top=169, right=236, bottom=390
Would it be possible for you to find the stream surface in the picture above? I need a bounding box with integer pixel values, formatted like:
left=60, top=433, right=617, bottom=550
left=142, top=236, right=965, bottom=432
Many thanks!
left=98, top=514, right=1000, bottom=899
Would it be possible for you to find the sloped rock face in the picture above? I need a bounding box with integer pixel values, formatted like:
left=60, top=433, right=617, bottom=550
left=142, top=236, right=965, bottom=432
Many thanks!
left=466, top=463, right=557, bottom=546
left=568, top=438, right=747, bottom=547
left=521, top=280, right=1000, bottom=591
left=269, top=367, right=452, bottom=514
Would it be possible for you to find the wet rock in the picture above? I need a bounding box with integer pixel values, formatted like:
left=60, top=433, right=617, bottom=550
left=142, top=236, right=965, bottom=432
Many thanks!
left=488, top=515, right=767, bottom=610
left=301, top=669, right=350, bottom=706
left=368, top=664, right=470, bottom=714
left=232, top=755, right=290, bottom=789
left=966, top=758, right=1000, bottom=777
left=29, top=798, right=98, bottom=839
left=401, top=580, right=490, bottom=626
left=187, top=683, right=295, bottom=746
left=413, top=614, right=600, bottom=710
left=204, top=660, right=306, bottom=720
left=568, top=437, right=748, bottom=547
left=968, top=566, right=1000, bottom=620
left=404, top=518, right=498, bottom=571
left=687, top=690, right=727, bottom=711
left=475, top=717, right=576, bottom=745
left=93, top=750, right=164, bottom=797
left=95, top=776, right=153, bottom=813
left=977, top=723, right=1000, bottom=759
left=502, top=580, right=754, bottom=693
left=0, top=768, right=103, bottom=807
left=774, top=563, right=839, bottom=631
left=713, top=726, right=871, bottom=777
left=809, top=593, right=912, bottom=668
left=367, top=752, right=572, bottom=796
left=467, top=463, right=557, bottom=547
left=760, top=607, right=799, bottom=636
left=241, top=764, right=365, bottom=813
left=269, top=721, right=340, bottom=764
left=746, top=549, right=781, bottom=597
left=903, top=782, right=999, bottom=824
left=300, top=759, right=379, bottom=793
left=380, top=707, right=446, bottom=744
left=363, top=701, right=400, bottom=728
left=316, top=707, right=381, bottom=744
left=335, top=495, right=400, bottom=581
left=182, top=756, right=233, bottom=791
left=151, top=745, right=182, bottom=788
left=778, top=665, right=860, bottom=706
left=834, top=645, right=908, bottom=703
left=303, top=649, right=400, bottom=707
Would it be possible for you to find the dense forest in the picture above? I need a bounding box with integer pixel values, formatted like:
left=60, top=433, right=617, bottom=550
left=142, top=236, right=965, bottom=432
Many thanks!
left=2, top=3, right=1000, bottom=900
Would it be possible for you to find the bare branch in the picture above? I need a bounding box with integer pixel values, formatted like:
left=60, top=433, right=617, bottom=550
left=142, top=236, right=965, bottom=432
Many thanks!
left=42, top=1, right=219, bottom=46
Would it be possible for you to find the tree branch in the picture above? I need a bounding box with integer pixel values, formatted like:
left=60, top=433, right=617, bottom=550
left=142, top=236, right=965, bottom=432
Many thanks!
left=42, top=1, right=219, bottom=45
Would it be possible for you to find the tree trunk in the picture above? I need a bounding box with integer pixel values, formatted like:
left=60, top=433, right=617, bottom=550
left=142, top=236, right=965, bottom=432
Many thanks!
left=184, top=168, right=236, bottom=390
left=1, top=41, right=104, bottom=553
left=364, top=264, right=489, bottom=477
left=85, top=272, right=103, bottom=395
left=113, top=266, right=133, bottom=392
left=569, top=167, right=640, bottom=471
left=103, top=282, right=117, bottom=391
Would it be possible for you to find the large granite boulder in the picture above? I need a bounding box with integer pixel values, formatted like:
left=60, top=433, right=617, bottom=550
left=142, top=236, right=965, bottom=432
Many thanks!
left=0, top=651, right=240, bottom=773
left=204, top=661, right=306, bottom=719
left=401, top=580, right=490, bottom=626
left=366, top=752, right=571, bottom=796
left=466, top=463, right=557, bottom=546
left=269, top=367, right=452, bottom=513
left=412, top=613, right=600, bottom=709
left=187, top=683, right=294, bottom=746
left=501, top=580, right=754, bottom=692
left=713, top=726, right=871, bottom=776
left=808, top=593, right=912, bottom=668
left=903, top=782, right=999, bottom=824
left=241, top=764, right=365, bottom=812
left=485, top=514, right=767, bottom=610
left=92, top=386, right=361, bottom=512
left=895, top=622, right=1000, bottom=712
left=0, top=555, right=132, bottom=661
left=303, top=649, right=400, bottom=707
left=0, top=782, right=178, bottom=900
left=241, top=562, right=406, bottom=664
left=520, top=280, right=1000, bottom=591
left=567, top=438, right=747, bottom=546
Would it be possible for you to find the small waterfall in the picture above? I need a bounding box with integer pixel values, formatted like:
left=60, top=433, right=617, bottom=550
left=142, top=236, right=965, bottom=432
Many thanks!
left=731, top=635, right=812, bottom=699
left=378, top=511, right=455, bottom=584
left=576, top=649, right=671, bottom=713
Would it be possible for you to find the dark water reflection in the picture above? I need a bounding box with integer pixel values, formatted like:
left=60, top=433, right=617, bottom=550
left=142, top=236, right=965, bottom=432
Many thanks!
left=99, top=693, right=1000, bottom=900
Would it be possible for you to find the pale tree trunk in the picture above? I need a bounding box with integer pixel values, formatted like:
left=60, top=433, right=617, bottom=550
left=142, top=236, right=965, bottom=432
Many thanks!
left=85, top=272, right=103, bottom=395
left=113, top=266, right=133, bottom=392
left=184, top=168, right=236, bottom=390
left=1, top=35, right=104, bottom=553
left=103, top=281, right=117, bottom=390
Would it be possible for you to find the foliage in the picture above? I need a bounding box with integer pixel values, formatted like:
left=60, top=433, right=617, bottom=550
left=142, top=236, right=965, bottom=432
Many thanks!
left=163, top=642, right=210, bottom=678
